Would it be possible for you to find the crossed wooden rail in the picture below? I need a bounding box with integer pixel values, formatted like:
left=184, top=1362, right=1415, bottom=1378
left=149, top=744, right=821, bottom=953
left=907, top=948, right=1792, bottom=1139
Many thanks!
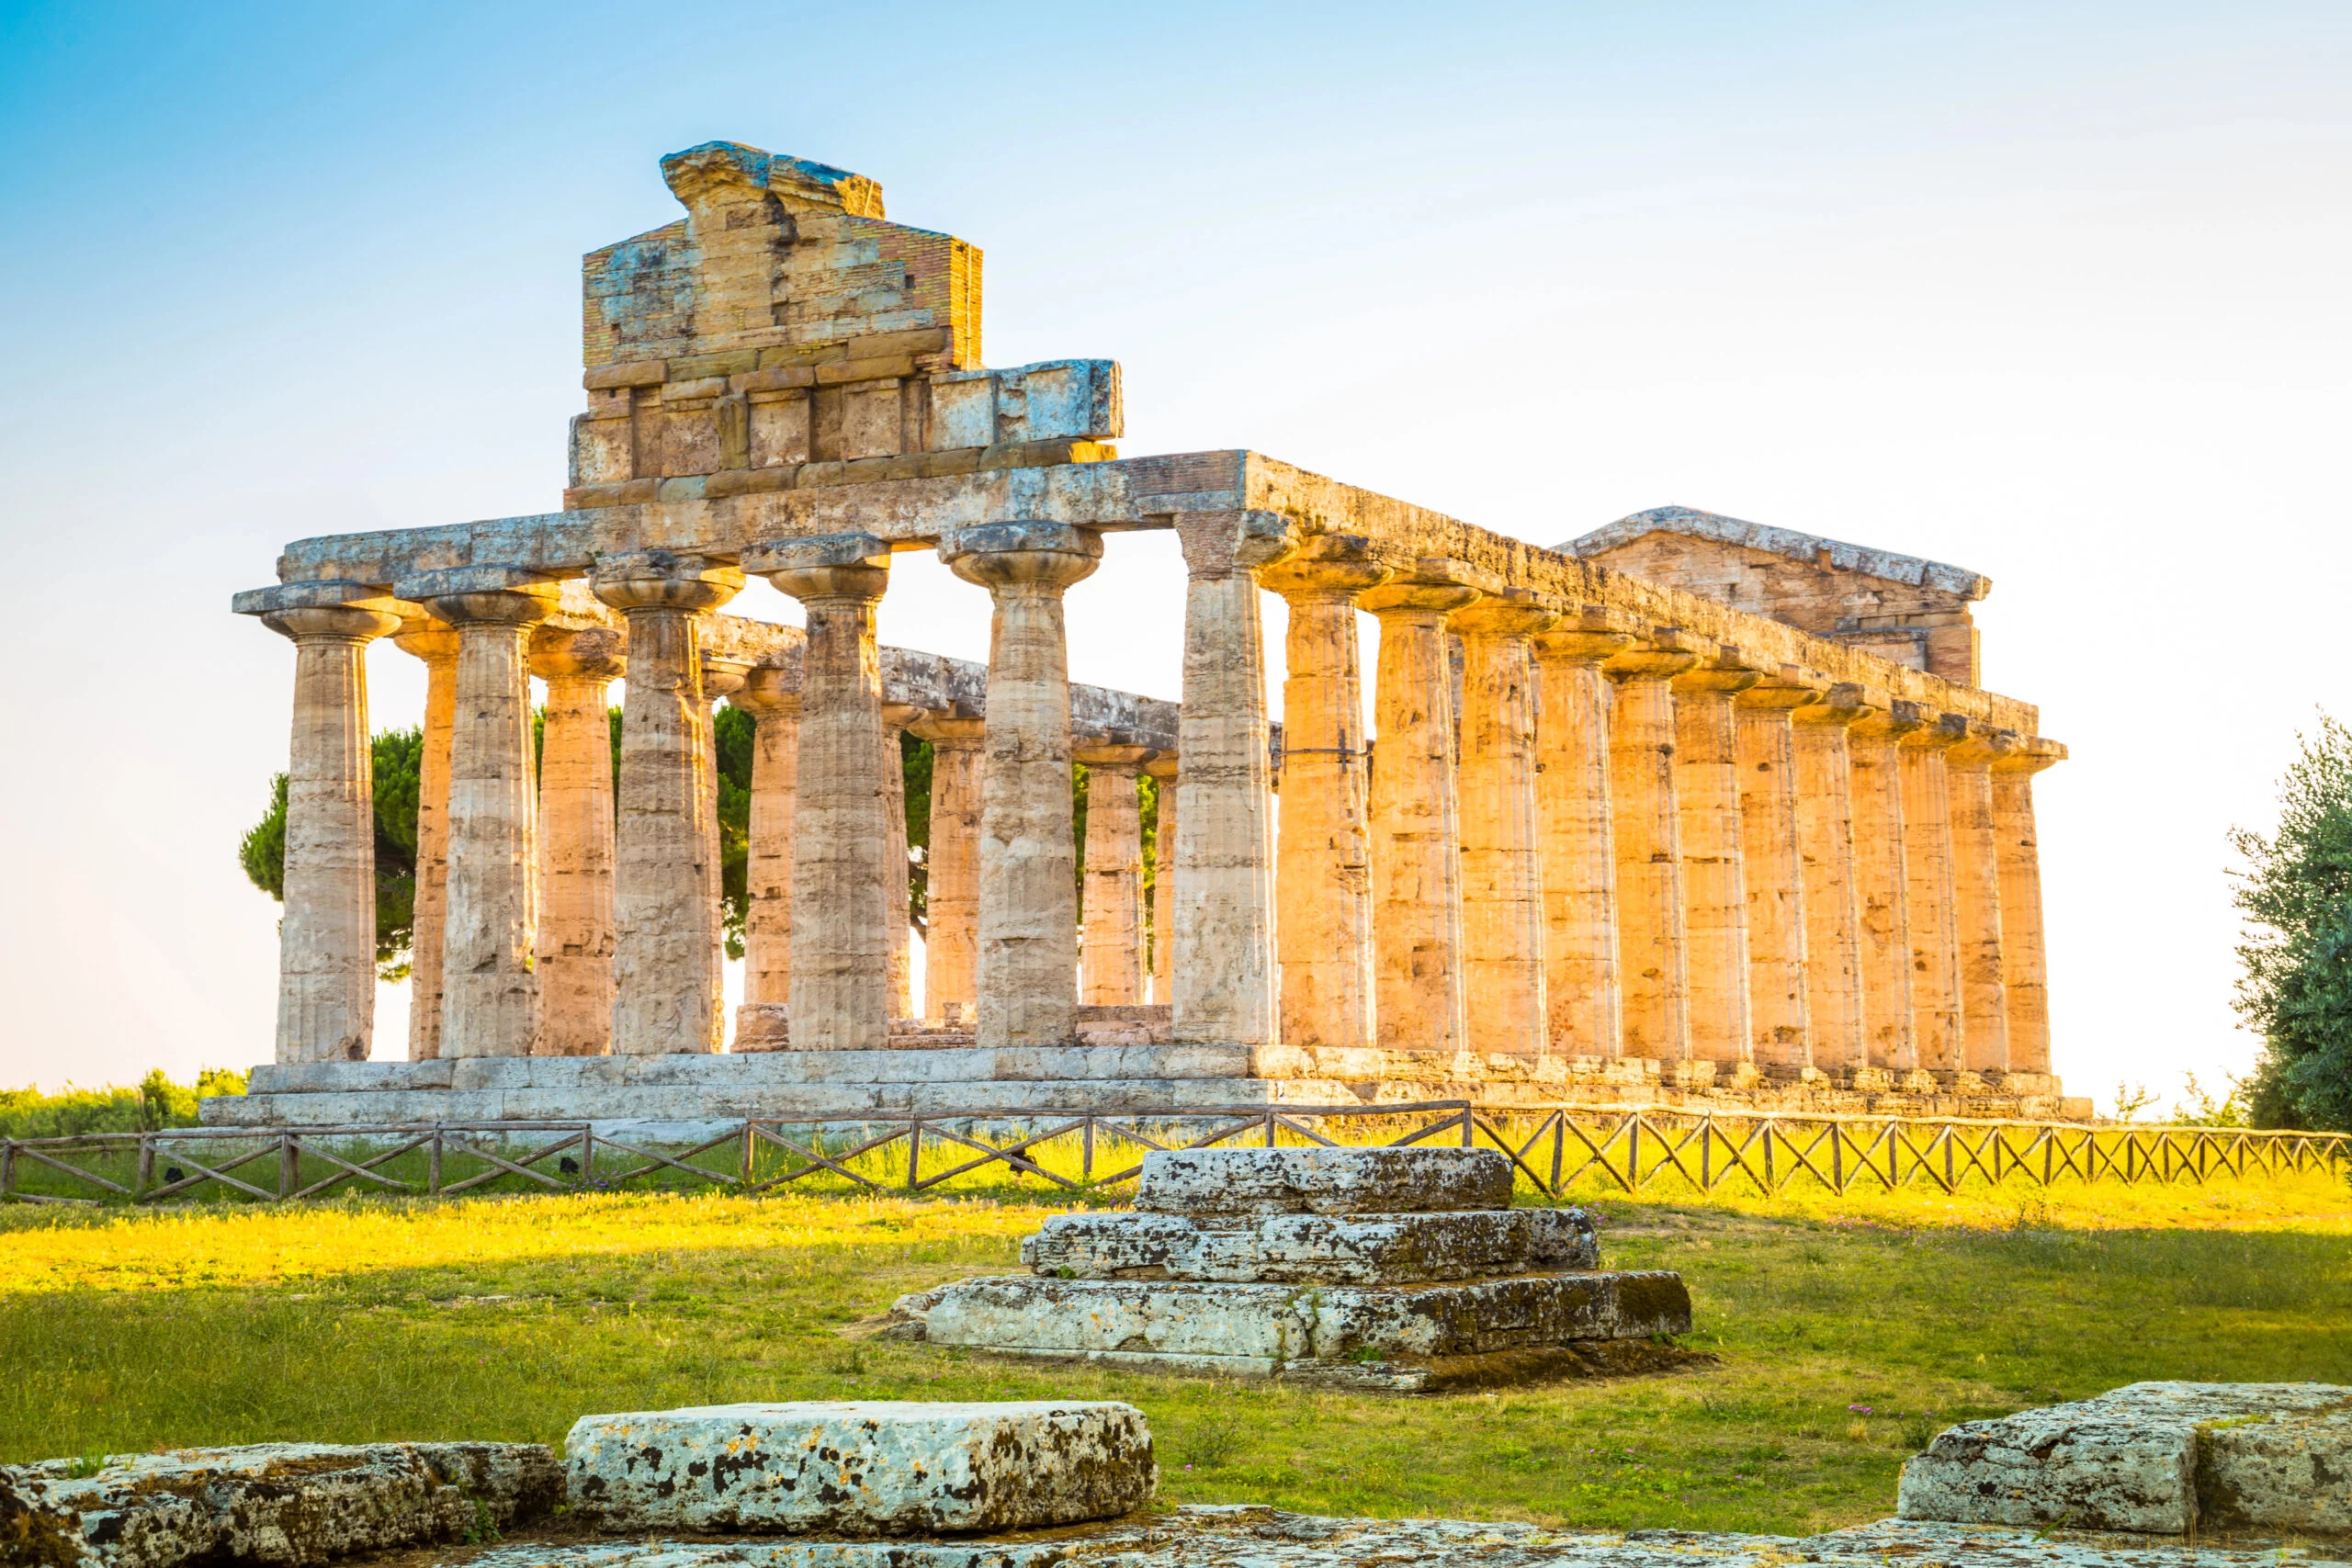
left=1, top=1105, right=2343, bottom=1206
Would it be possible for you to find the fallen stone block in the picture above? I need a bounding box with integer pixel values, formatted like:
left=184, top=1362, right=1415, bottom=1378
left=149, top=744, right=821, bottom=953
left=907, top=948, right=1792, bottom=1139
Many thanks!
left=1897, top=1382, right=2351, bottom=1536
left=0, top=1441, right=560, bottom=1568
left=890, top=1269, right=1689, bottom=1376
left=563, top=1401, right=1154, bottom=1536
left=1134, top=1146, right=1513, bottom=1216
left=1021, top=1205, right=1599, bottom=1283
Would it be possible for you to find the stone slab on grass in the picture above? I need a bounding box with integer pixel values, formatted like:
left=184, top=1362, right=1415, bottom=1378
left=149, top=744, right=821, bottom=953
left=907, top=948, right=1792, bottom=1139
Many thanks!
left=1897, top=1382, right=2351, bottom=1536
left=1021, top=1206, right=1598, bottom=1283
left=0, top=1441, right=560, bottom=1568
left=1133, top=1146, right=1512, bottom=1216
left=891, top=1269, right=1689, bottom=1366
left=563, top=1401, right=1153, bottom=1536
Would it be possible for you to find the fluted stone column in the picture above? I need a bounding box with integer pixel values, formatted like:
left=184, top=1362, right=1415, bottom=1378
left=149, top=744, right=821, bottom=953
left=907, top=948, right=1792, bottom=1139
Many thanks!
left=1261, top=545, right=1387, bottom=1052
left=407, top=569, right=561, bottom=1059
left=1671, top=648, right=1764, bottom=1069
left=1532, top=611, right=1633, bottom=1059
left=532, top=625, right=625, bottom=1056
left=1076, top=743, right=1152, bottom=1006
left=1991, top=739, right=2063, bottom=1075
left=1361, top=566, right=1480, bottom=1055
left=391, top=617, right=458, bottom=1061
left=729, top=666, right=800, bottom=1049
left=879, top=700, right=926, bottom=1021
left=1849, top=703, right=1924, bottom=1071
left=697, top=652, right=752, bottom=1048
left=1900, top=715, right=1968, bottom=1073
left=1453, top=590, right=1559, bottom=1059
left=1168, top=511, right=1297, bottom=1047
left=593, top=551, right=743, bottom=1055
left=256, top=594, right=402, bottom=1064
left=1145, top=753, right=1179, bottom=1005
left=1735, top=665, right=1826, bottom=1072
left=941, top=522, right=1103, bottom=1050
left=1946, top=722, right=2015, bottom=1075
left=912, top=715, right=986, bottom=1024
left=747, top=533, right=892, bottom=1052
left=1602, top=631, right=1702, bottom=1062
left=1790, top=684, right=1876, bottom=1074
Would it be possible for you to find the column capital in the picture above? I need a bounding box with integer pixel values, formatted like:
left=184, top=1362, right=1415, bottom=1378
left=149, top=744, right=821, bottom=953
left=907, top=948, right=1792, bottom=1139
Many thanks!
left=1669, top=642, right=1765, bottom=698
left=729, top=665, right=802, bottom=720
left=1170, top=509, right=1298, bottom=579
left=593, top=550, right=745, bottom=614
left=699, top=650, right=753, bottom=699
left=938, top=521, right=1102, bottom=592
left=880, top=700, right=928, bottom=730
left=1947, top=720, right=2018, bottom=769
left=530, top=624, right=626, bottom=682
left=910, top=713, right=986, bottom=746
left=392, top=614, right=460, bottom=665
left=1735, top=663, right=1831, bottom=712
left=1074, top=741, right=1155, bottom=771
left=1792, top=681, right=1886, bottom=728
left=1896, top=710, right=1971, bottom=753
left=1358, top=558, right=1484, bottom=618
left=396, top=566, right=563, bottom=629
left=1450, top=586, right=1558, bottom=640
left=262, top=604, right=403, bottom=643
left=1991, top=735, right=2066, bottom=775
left=1532, top=604, right=1638, bottom=665
left=1259, top=533, right=1393, bottom=601
left=1142, top=751, right=1180, bottom=782
left=1850, top=697, right=1932, bottom=742
left=233, top=579, right=418, bottom=623
left=744, top=533, right=890, bottom=604
left=1603, top=626, right=1707, bottom=684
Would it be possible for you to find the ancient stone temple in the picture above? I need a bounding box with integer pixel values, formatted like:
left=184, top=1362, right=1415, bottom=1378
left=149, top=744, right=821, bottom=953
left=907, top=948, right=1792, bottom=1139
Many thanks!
left=214, top=141, right=2082, bottom=1128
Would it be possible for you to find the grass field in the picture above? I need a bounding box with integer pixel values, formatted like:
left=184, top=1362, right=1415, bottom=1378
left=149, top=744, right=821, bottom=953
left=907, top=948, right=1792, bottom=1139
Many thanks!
left=2, top=1172, right=2346, bottom=1536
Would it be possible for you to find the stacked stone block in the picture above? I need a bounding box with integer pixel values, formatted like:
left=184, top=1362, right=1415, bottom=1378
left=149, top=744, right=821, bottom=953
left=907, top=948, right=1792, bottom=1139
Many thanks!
left=888, top=1147, right=1692, bottom=1393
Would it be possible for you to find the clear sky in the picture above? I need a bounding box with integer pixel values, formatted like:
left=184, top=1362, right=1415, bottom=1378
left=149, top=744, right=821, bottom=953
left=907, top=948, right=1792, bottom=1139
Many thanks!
left=1, top=2, right=2346, bottom=1111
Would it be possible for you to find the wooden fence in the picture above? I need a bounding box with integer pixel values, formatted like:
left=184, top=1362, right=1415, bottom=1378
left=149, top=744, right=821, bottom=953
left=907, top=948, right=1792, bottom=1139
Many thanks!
left=1, top=1104, right=2344, bottom=1206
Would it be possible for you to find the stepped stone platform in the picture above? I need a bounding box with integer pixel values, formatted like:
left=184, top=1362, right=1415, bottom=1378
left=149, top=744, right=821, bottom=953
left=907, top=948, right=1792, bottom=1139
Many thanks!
left=200, top=1010, right=2090, bottom=1128
left=885, top=1146, right=1695, bottom=1392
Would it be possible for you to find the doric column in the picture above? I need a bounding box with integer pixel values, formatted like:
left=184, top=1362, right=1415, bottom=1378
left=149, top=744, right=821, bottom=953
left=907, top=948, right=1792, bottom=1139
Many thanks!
left=1076, top=742, right=1153, bottom=1006
left=745, top=533, right=891, bottom=1052
left=1532, top=610, right=1633, bottom=1059
left=390, top=616, right=458, bottom=1061
left=1946, top=720, right=2015, bottom=1075
left=1899, top=714, right=1968, bottom=1072
left=1144, top=753, right=1179, bottom=1005
left=1452, top=589, right=1559, bottom=1059
left=531, top=624, right=626, bottom=1057
left=910, top=714, right=986, bottom=1024
left=592, top=550, right=743, bottom=1055
left=1602, top=630, right=1703, bottom=1062
left=940, top=522, right=1103, bottom=1049
left=1359, top=563, right=1480, bottom=1055
left=729, top=665, right=799, bottom=1049
left=1734, top=664, right=1826, bottom=1072
left=879, top=700, right=926, bottom=1021
left=1671, top=646, right=1764, bottom=1067
left=247, top=588, right=403, bottom=1064
left=1848, top=702, right=1925, bottom=1070
left=405, top=568, right=562, bottom=1059
left=697, top=649, right=751, bottom=1049
left=1260, top=541, right=1387, bottom=1052
left=1168, top=511, right=1297, bottom=1047
left=1790, top=683, right=1877, bottom=1074
left=1991, top=739, right=2064, bottom=1075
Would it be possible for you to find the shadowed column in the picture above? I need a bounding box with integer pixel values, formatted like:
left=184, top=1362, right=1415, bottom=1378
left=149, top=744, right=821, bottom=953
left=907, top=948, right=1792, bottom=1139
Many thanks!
left=1145, top=753, right=1179, bottom=1006
left=941, top=522, right=1102, bottom=1050
left=911, top=715, right=986, bottom=1025
left=593, top=551, right=743, bottom=1055
left=1899, top=714, right=1968, bottom=1073
left=1848, top=704, right=1926, bottom=1071
left=532, top=624, right=626, bottom=1056
left=1946, top=720, right=2016, bottom=1075
left=1602, top=630, right=1703, bottom=1063
left=880, top=700, right=927, bottom=1021
left=1671, top=646, right=1764, bottom=1069
left=1735, top=664, right=1826, bottom=1073
left=390, top=615, right=458, bottom=1062
left=409, top=568, right=562, bottom=1060
left=250, top=589, right=404, bottom=1064
left=697, top=651, right=752, bottom=1049
left=1532, top=610, right=1634, bottom=1059
left=1360, top=564, right=1481, bottom=1055
left=1261, top=542, right=1387, bottom=1052
left=1453, top=589, right=1559, bottom=1059
left=1076, top=743, right=1153, bottom=1007
left=749, top=533, right=892, bottom=1052
left=729, top=664, right=800, bottom=1050
left=1991, top=738, right=2064, bottom=1075
left=1791, top=682, right=1878, bottom=1075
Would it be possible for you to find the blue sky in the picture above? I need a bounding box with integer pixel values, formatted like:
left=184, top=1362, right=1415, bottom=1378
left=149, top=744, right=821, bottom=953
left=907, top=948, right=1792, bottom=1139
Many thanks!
left=1, top=1, right=2346, bottom=1107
